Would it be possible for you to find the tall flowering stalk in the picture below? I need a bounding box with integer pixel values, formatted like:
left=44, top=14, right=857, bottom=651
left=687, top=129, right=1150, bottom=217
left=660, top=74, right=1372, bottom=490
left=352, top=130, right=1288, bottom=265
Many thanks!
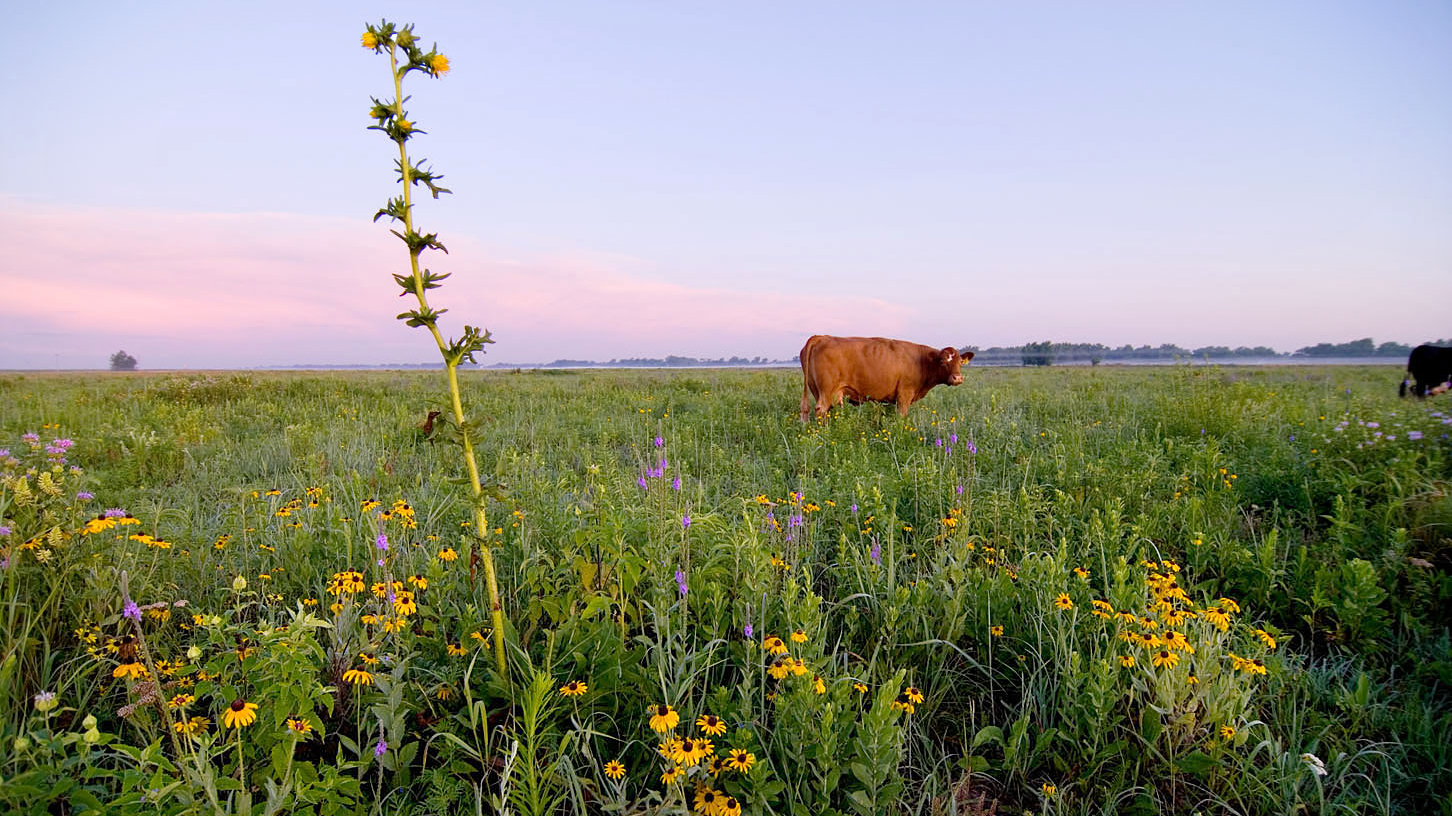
left=361, top=20, right=508, bottom=676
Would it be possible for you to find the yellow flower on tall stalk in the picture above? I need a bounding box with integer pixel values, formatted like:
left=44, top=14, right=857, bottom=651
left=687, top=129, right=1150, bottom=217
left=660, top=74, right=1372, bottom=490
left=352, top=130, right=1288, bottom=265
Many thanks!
left=648, top=704, right=680, bottom=733
left=990, top=625, right=1004, bottom=637
left=1152, top=649, right=1180, bottom=669
left=603, top=759, right=625, bottom=780
left=343, top=667, right=375, bottom=687
left=223, top=699, right=259, bottom=729
left=904, top=686, right=924, bottom=704
left=559, top=680, right=587, bottom=697
left=813, top=675, right=826, bottom=694
left=287, top=718, right=313, bottom=736
left=790, top=629, right=807, bottom=643
left=438, top=547, right=458, bottom=562
left=718, top=796, right=742, bottom=816
left=763, top=635, right=787, bottom=655
left=1054, top=593, right=1073, bottom=610
left=767, top=659, right=791, bottom=680
left=446, top=642, right=465, bottom=656
left=169, top=694, right=194, bottom=709
left=696, top=714, right=726, bottom=736
left=1119, top=654, right=1135, bottom=667
left=1219, top=724, right=1236, bottom=740
left=660, top=766, right=683, bottom=785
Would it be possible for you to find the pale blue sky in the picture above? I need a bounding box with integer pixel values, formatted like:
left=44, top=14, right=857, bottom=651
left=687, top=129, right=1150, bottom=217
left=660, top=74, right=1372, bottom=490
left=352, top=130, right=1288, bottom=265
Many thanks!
left=4, top=1, right=1450, bottom=367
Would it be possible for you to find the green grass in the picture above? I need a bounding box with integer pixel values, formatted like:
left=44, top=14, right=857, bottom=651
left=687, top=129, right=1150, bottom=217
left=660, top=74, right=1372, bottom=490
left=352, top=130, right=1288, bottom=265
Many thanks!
left=1, top=365, right=1448, bottom=815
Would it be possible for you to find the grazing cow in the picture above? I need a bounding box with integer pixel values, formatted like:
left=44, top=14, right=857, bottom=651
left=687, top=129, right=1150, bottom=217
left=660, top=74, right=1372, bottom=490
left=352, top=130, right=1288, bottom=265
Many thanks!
left=1401, top=345, right=1452, bottom=398
left=799, top=335, right=972, bottom=421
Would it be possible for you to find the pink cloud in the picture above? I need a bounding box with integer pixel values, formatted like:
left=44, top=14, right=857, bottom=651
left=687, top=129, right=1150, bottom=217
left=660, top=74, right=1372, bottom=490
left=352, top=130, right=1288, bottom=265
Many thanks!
left=0, top=197, right=909, bottom=368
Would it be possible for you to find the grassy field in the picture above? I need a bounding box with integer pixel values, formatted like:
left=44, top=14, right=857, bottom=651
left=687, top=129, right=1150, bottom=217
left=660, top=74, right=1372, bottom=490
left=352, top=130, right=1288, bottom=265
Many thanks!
left=1, top=365, right=1449, bottom=815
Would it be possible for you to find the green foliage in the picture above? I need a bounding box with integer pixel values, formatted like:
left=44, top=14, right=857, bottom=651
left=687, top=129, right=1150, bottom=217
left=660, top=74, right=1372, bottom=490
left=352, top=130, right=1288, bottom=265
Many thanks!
left=1, top=364, right=1449, bottom=814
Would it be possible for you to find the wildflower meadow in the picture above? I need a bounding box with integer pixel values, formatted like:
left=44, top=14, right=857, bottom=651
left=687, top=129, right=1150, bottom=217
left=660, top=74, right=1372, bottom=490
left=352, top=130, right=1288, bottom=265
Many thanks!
left=2, top=19, right=1450, bottom=816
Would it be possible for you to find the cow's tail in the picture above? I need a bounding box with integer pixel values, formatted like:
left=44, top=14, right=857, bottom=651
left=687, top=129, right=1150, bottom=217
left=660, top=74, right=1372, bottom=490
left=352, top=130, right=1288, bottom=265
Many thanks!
left=1400, top=378, right=1409, bottom=398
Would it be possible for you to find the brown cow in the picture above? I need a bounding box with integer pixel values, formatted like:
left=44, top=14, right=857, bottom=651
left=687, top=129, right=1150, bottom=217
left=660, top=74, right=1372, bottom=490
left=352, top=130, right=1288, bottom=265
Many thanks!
left=799, top=335, right=972, bottom=421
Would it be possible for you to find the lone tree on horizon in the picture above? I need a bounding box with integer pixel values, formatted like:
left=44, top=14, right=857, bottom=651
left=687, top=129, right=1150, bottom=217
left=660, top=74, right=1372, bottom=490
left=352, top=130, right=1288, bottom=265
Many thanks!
left=109, top=350, right=138, bottom=371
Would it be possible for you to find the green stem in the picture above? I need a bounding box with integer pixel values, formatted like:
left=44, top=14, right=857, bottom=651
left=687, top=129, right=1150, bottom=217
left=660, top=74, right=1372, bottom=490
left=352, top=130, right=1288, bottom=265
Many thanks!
left=385, top=43, right=508, bottom=679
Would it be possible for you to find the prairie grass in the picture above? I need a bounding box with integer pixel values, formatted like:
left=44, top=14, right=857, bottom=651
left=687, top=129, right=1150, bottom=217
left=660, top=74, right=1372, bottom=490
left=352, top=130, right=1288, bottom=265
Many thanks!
left=0, top=364, right=1447, bottom=815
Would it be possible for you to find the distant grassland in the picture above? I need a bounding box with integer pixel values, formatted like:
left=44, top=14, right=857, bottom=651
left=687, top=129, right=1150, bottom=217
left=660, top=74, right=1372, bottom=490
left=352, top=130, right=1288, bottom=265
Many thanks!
left=1, top=365, right=1449, bottom=815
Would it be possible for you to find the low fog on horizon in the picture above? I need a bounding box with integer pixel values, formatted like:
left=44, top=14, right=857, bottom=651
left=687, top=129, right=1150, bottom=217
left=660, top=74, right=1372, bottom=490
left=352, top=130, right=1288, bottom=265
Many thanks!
left=2, top=1, right=1449, bottom=371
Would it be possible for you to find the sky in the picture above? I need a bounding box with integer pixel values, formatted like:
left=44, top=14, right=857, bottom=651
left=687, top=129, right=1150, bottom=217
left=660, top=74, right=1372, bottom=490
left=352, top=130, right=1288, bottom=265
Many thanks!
left=3, top=1, right=1450, bottom=369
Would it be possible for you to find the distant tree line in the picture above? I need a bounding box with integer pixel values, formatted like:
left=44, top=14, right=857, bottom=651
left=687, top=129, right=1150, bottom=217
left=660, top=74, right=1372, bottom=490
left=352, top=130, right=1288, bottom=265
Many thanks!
left=958, top=338, right=1443, bottom=367
left=536, top=355, right=792, bottom=368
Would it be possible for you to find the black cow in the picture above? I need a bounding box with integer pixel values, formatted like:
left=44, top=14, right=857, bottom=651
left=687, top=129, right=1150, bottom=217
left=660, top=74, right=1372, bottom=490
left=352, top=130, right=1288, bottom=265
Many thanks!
left=1401, top=344, right=1452, bottom=398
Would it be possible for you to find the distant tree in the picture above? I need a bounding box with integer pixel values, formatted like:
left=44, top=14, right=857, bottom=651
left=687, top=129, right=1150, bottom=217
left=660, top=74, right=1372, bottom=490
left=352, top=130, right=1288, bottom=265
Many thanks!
left=1376, top=341, right=1411, bottom=357
left=1021, top=341, right=1055, bottom=367
left=109, top=350, right=138, bottom=371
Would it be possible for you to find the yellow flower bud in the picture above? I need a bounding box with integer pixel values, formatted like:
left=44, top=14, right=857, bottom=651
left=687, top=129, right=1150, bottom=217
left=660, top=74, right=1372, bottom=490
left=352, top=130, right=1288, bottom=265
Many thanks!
left=232, top=575, right=247, bottom=592
left=430, top=54, right=450, bottom=76
left=82, top=714, right=97, bottom=730
left=361, top=31, right=378, bottom=49
left=187, top=645, right=202, bottom=660
left=83, top=728, right=100, bottom=745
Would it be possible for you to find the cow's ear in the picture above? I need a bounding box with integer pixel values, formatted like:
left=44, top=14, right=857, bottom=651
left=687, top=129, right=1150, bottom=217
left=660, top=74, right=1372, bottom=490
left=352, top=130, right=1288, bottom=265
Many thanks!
left=961, top=349, right=975, bottom=362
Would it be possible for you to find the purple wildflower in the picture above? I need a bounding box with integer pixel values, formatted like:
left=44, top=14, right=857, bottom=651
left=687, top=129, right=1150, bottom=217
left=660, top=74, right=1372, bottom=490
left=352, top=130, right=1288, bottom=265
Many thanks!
left=374, top=739, right=388, bottom=757
left=1408, top=430, right=1423, bottom=441
left=935, top=438, right=943, bottom=448
left=77, top=491, right=94, bottom=500
left=0, top=449, right=9, bottom=457
left=123, top=600, right=141, bottom=621
left=376, top=534, right=389, bottom=551
left=638, top=476, right=648, bottom=490
left=660, top=457, right=669, bottom=470
left=682, top=514, right=692, bottom=529
left=0, top=526, right=10, bottom=537
left=672, top=477, right=682, bottom=491
left=53, top=439, right=74, bottom=449
left=22, top=433, right=39, bottom=443
left=966, top=441, right=978, bottom=454
left=850, top=503, right=859, bottom=514
left=654, top=436, right=664, bottom=448
left=950, top=433, right=958, bottom=444
left=104, top=508, right=126, bottom=519
left=869, top=540, right=881, bottom=566
left=789, top=513, right=803, bottom=528
left=743, top=623, right=753, bottom=639
left=675, top=568, right=688, bottom=597
left=956, top=485, right=964, bottom=495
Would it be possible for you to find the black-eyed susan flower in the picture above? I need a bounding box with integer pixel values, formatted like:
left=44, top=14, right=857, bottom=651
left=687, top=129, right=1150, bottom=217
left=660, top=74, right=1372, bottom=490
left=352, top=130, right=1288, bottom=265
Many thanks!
left=287, top=718, right=313, bottom=736
left=559, top=680, right=587, bottom=697
left=223, top=699, right=259, bottom=729
left=707, top=756, right=728, bottom=776
left=693, top=787, right=722, bottom=814
left=1152, top=649, right=1180, bottom=669
left=696, top=714, right=726, bottom=736
left=604, top=759, right=625, bottom=780
left=767, top=659, right=791, bottom=680
left=112, top=662, right=147, bottom=680
left=990, top=625, right=1004, bottom=637
left=648, top=704, right=680, bottom=733
left=1041, top=782, right=1056, bottom=797
left=790, top=629, right=807, bottom=643
left=169, top=693, right=194, bottom=709
left=813, top=675, right=826, bottom=694
left=671, top=737, right=712, bottom=767
left=789, top=658, right=808, bottom=677
left=393, top=591, right=417, bottom=616
left=1254, top=628, right=1277, bottom=650
left=853, top=681, right=868, bottom=693
left=1119, top=654, right=1135, bottom=667
left=719, top=795, right=742, bottom=816
left=660, top=765, right=683, bottom=784
left=438, top=547, right=458, bottom=562
left=725, top=748, right=755, bottom=773
left=343, top=667, right=375, bottom=687
left=1219, top=724, right=1236, bottom=740
left=763, top=635, right=787, bottom=655
left=1054, top=593, right=1073, bottom=610
left=446, top=642, right=465, bottom=656
left=174, top=716, right=209, bottom=736
left=904, top=686, right=924, bottom=704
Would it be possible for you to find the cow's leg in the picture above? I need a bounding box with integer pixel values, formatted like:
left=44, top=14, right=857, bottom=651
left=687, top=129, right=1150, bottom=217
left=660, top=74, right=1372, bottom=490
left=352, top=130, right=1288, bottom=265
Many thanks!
left=896, top=395, right=913, bottom=415
left=800, top=381, right=813, bottom=422
left=816, top=387, right=844, bottom=420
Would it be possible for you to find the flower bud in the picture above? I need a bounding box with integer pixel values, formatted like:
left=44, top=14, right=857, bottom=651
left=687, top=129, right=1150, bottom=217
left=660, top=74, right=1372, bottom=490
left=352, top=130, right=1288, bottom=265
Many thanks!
left=232, top=575, right=247, bottom=592
left=187, top=645, right=202, bottom=660
left=13, top=736, right=31, bottom=751
left=33, top=691, right=57, bottom=712
left=83, top=728, right=100, bottom=745
left=82, top=714, right=97, bottom=730
left=361, top=31, right=378, bottom=49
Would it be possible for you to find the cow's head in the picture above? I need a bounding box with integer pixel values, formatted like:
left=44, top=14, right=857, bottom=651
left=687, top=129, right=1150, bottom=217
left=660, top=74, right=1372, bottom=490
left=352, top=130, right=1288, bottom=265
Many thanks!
left=939, top=347, right=972, bottom=385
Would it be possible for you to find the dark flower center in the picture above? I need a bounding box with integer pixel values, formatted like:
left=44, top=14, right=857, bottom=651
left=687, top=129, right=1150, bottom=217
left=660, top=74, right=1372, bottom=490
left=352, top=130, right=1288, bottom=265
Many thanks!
left=230, top=699, right=245, bottom=711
